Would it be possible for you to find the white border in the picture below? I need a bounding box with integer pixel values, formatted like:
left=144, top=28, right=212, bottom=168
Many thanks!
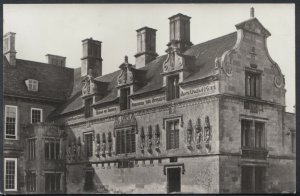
left=4, top=105, right=18, bottom=140
left=31, top=108, right=43, bottom=124
left=4, top=158, right=18, bottom=191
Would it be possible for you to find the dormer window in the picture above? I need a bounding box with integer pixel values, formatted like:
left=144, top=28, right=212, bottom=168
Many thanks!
left=120, top=88, right=130, bottom=111
left=167, top=75, right=180, bottom=101
left=25, top=79, right=38, bottom=92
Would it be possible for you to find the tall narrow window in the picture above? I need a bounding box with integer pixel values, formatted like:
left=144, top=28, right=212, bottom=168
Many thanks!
left=31, top=108, right=42, bottom=123
left=26, top=171, right=36, bottom=192
left=115, top=128, right=136, bottom=154
left=5, top=105, right=17, bottom=139
left=45, top=139, right=60, bottom=160
left=85, top=133, right=93, bottom=157
left=255, top=122, right=265, bottom=148
left=28, top=139, right=36, bottom=161
left=167, top=75, right=180, bottom=101
left=45, top=173, right=61, bottom=193
left=85, top=98, right=93, bottom=118
left=4, top=158, right=17, bottom=191
left=241, top=120, right=252, bottom=147
left=120, top=88, right=130, bottom=110
left=245, top=72, right=261, bottom=98
left=241, top=166, right=265, bottom=193
left=291, top=131, right=296, bottom=153
left=166, top=119, right=180, bottom=149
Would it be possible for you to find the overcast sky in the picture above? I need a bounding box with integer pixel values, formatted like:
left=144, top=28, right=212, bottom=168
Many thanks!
left=3, top=4, right=295, bottom=112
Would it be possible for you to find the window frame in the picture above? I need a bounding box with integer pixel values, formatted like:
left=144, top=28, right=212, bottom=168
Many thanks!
left=241, top=119, right=266, bottom=149
left=4, top=158, right=18, bottom=191
left=166, top=118, right=180, bottom=150
left=26, top=170, right=37, bottom=192
left=115, top=127, right=136, bottom=155
left=26, top=79, right=39, bottom=92
left=44, top=172, right=62, bottom=193
left=27, top=138, right=36, bottom=161
left=84, top=132, right=94, bottom=157
left=167, top=74, right=180, bottom=101
left=5, top=105, right=18, bottom=140
left=44, top=138, right=60, bottom=160
left=84, top=98, right=93, bottom=118
left=31, top=108, right=43, bottom=124
left=120, top=87, right=131, bottom=111
left=245, top=71, right=261, bottom=98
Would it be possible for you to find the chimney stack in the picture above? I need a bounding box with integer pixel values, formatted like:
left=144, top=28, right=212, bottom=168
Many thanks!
left=167, top=13, right=193, bottom=52
left=46, top=54, right=66, bottom=67
left=81, top=38, right=102, bottom=77
left=134, top=27, right=158, bottom=69
left=250, top=7, right=255, bottom=18
left=3, top=32, right=17, bottom=66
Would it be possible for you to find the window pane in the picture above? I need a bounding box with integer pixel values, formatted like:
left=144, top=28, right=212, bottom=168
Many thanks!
left=50, top=142, right=55, bottom=160
left=255, top=122, right=264, bottom=148
left=5, top=160, right=16, bottom=190
left=32, top=109, right=42, bottom=123
left=45, top=142, right=49, bottom=160
left=85, top=134, right=93, bottom=157
left=56, top=142, right=60, bottom=159
left=6, top=106, right=17, bottom=138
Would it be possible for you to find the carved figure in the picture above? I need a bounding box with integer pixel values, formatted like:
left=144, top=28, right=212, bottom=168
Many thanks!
left=107, top=132, right=112, bottom=156
left=95, top=133, right=101, bottom=158
left=147, top=126, right=153, bottom=153
left=140, top=127, right=145, bottom=153
left=102, top=133, right=106, bottom=157
left=72, top=138, right=77, bottom=161
left=187, top=119, right=193, bottom=146
left=77, top=137, right=81, bottom=160
left=82, top=69, right=97, bottom=96
left=67, top=142, right=72, bottom=161
left=204, top=116, right=211, bottom=152
left=117, top=56, right=134, bottom=86
left=155, top=124, right=161, bottom=150
left=195, top=118, right=203, bottom=149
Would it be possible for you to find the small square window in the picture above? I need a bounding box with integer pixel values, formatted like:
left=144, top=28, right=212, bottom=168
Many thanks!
left=31, top=108, right=43, bottom=123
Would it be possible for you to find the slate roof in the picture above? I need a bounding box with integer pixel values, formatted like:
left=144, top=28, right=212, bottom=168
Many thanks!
left=4, top=57, right=74, bottom=101
left=53, top=31, right=237, bottom=116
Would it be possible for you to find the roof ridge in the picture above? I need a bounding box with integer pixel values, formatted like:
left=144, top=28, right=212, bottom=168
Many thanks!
left=16, top=58, right=75, bottom=71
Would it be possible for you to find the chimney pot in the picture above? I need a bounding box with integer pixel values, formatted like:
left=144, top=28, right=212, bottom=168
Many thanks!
left=250, top=7, right=255, bottom=18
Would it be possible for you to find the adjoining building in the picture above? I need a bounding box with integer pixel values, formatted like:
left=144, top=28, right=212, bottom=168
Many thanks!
left=3, top=8, right=296, bottom=194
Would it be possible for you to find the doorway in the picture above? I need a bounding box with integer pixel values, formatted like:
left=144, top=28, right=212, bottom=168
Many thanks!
left=167, top=167, right=181, bottom=193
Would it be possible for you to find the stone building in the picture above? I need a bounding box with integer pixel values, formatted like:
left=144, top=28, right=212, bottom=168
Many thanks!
left=3, top=8, right=296, bottom=194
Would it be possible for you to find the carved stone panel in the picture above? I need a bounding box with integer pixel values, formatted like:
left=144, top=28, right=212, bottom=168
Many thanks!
left=162, top=47, right=184, bottom=73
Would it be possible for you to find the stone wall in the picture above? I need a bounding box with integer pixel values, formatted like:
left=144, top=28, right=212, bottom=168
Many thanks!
left=66, top=156, right=220, bottom=194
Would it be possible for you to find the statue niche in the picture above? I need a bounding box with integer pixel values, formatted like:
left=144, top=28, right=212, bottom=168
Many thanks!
left=140, top=127, right=145, bottom=154
left=147, top=126, right=153, bottom=154
left=204, top=116, right=212, bottom=152
left=186, top=119, right=193, bottom=150
left=195, top=118, right=203, bottom=149
left=155, top=124, right=161, bottom=152
left=82, top=69, right=97, bottom=96
left=77, top=136, right=81, bottom=160
left=101, top=133, right=106, bottom=157
left=95, top=133, right=101, bottom=159
left=107, top=132, right=112, bottom=156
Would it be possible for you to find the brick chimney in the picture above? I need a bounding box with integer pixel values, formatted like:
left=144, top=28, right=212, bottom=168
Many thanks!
left=134, top=27, right=158, bottom=69
left=167, top=13, right=193, bottom=52
left=46, top=54, right=66, bottom=67
left=3, top=32, right=17, bottom=66
left=81, top=38, right=102, bottom=77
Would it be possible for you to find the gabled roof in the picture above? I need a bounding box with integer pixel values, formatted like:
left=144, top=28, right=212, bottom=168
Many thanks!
left=235, top=17, right=271, bottom=37
left=53, top=31, right=237, bottom=117
left=4, top=57, right=74, bottom=102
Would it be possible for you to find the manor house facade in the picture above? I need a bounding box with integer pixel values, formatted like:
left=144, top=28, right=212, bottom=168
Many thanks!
left=3, top=8, right=296, bottom=194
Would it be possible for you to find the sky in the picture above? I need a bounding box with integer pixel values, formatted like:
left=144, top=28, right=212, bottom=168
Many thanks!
left=3, top=4, right=295, bottom=112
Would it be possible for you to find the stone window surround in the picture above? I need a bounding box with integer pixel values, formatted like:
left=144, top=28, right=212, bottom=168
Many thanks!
left=31, top=107, right=43, bottom=124
left=5, top=105, right=18, bottom=140
left=4, top=157, right=18, bottom=191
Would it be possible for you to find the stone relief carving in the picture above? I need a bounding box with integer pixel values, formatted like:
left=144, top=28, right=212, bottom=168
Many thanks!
left=95, top=133, right=101, bottom=159
left=82, top=69, right=97, bottom=96
left=163, top=46, right=184, bottom=73
left=77, top=136, right=81, bottom=160
left=147, top=125, right=153, bottom=154
left=72, top=138, right=77, bottom=161
left=117, top=56, right=134, bottom=86
left=204, top=116, right=212, bottom=152
left=114, top=113, right=137, bottom=130
left=67, top=142, right=72, bottom=161
left=101, top=133, right=106, bottom=157
left=140, top=127, right=145, bottom=153
left=195, top=118, right=203, bottom=149
left=154, top=124, right=161, bottom=152
left=107, top=132, right=112, bottom=156
left=186, top=119, right=193, bottom=149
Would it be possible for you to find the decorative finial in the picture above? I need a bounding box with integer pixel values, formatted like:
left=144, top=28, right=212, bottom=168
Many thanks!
left=250, top=7, right=255, bottom=18
left=124, top=56, right=128, bottom=63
